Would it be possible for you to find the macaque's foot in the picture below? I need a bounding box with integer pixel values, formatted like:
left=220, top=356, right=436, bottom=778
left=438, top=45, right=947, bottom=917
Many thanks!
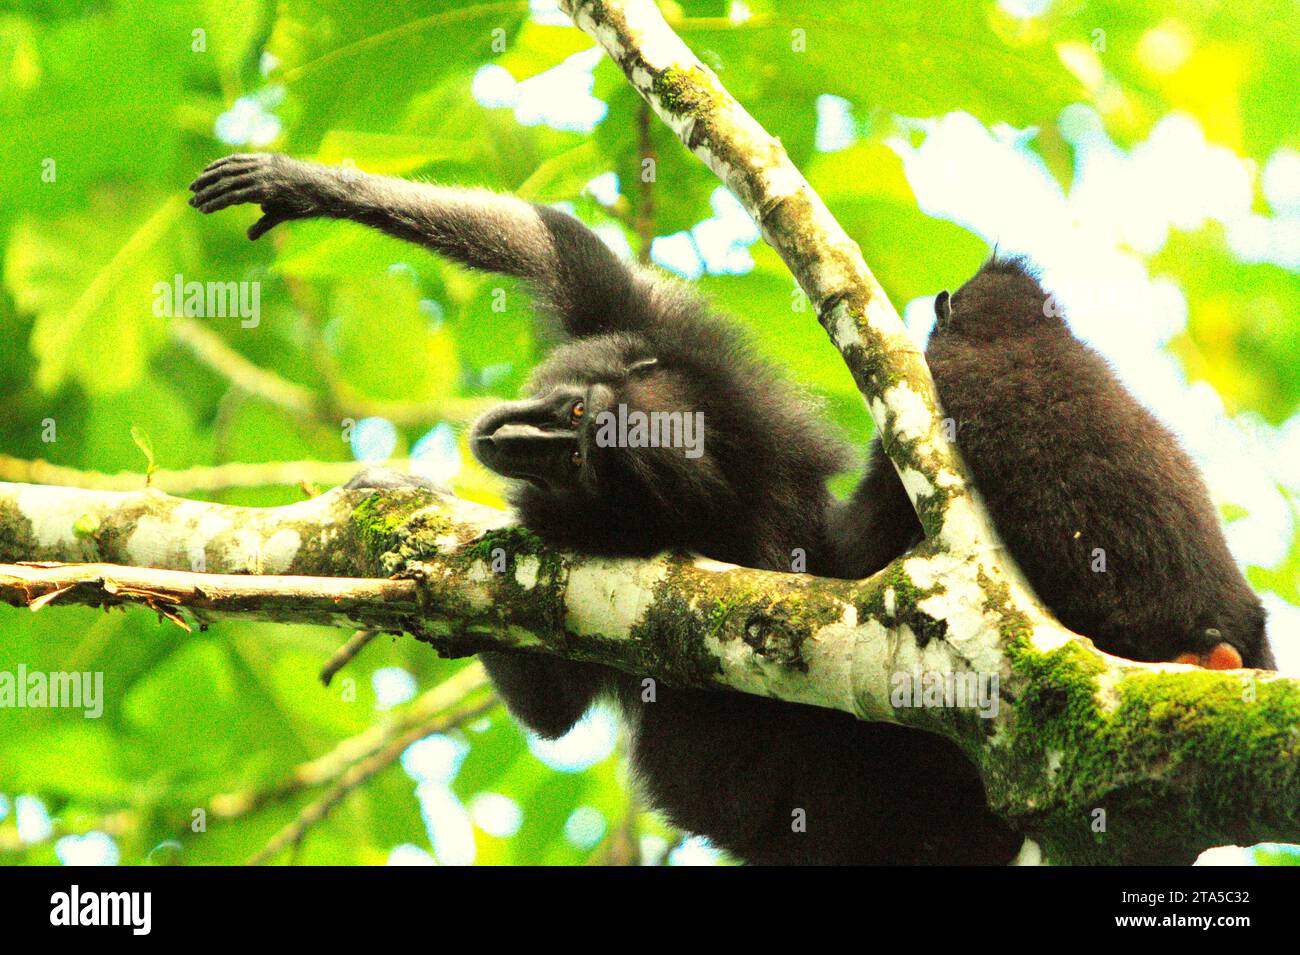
left=343, top=467, right=449, bottom=495
left=188, top=153, right=322, bottom=239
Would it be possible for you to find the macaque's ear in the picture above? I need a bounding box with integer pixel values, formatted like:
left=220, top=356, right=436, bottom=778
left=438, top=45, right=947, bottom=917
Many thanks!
left=934, top=290, right=952, bottom=325
left=625, top=357, right=659, bottom=378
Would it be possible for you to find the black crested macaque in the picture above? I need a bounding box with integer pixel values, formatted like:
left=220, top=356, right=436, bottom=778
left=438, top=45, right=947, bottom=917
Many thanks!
left=835, top=262, right=1273, bottom=673
left=191, top=154, right=1274, bottom=864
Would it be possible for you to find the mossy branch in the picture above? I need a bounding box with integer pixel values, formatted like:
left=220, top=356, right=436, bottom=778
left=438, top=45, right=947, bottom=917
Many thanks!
left=0, top=479, right=1296, bottom=863
left=545, top=0, right=1300, bottom=862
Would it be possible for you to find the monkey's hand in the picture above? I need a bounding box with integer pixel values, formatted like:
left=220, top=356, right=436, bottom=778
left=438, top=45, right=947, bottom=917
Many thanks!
left=343, top=466, right=451, bottom=495
left=189, top=154, right=341, bottom=240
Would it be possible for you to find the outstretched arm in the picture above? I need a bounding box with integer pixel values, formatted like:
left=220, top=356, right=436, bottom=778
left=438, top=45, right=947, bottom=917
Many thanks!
left=189, top=154, right=642, bottom=337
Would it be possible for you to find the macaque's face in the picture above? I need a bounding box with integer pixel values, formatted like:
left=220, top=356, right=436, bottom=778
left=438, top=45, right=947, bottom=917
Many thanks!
left=470, top=381, right=617, bottom=497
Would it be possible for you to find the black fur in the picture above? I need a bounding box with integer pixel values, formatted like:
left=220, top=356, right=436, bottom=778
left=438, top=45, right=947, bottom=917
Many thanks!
left=194, top=156, right=1271, bottom=864
left=833, top=257, right=1273, bottom=670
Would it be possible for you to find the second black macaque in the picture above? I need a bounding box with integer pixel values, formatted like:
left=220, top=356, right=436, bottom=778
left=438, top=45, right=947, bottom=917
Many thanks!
left=191, top=154, right=1273, bottom=865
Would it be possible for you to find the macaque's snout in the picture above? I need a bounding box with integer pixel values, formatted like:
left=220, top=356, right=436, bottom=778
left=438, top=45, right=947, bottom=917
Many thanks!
left=470, top=391, right=583, bottom=489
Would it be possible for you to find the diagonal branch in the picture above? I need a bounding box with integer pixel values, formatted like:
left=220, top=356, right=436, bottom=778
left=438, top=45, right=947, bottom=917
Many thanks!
left=559, top=0, right=992, bottom=551
left=244, top=680, right=499, bottom=865
left=211, top=663, right=495, bottom=823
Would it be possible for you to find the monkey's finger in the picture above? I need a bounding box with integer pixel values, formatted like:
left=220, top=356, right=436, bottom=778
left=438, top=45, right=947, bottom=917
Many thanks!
left=190, top=175, right=262, bottom=212
left=191, top=169, right=260, bottom=195
left=189, top=175, right=253, bottom=208
left=247, top=212, right=291, bottom=241
left=189, top=155, right=264, bottom=191
left=204, top=154, right=260, bottom=173
left=193, top=186, right=265, bottom=215
left=189, top=166, right=238, bottom=193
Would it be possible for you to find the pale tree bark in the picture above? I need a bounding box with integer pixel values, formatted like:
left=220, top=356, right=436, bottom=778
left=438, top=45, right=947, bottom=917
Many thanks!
left=0, top=0, right=1296, bottom=865
left=1, top=476, right=1297, bottom=864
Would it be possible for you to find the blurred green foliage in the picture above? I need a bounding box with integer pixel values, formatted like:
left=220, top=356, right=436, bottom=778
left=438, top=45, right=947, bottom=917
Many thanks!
left=0, top=0, right=1295, bottom=865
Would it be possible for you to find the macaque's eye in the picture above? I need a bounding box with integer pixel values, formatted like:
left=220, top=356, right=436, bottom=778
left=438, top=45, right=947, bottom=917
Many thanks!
left=571, top=400, right=585, bottom=423
left=571, top=449, right=583, bottom=467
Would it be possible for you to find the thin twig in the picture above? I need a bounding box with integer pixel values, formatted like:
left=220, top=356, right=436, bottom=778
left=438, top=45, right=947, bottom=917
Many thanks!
left=0, top=561, right=421, bottom=632
left=320, top=628, right=382, bottom=686
left=170, top=315, right=491, bottom=427
left=210, top=664, right=492, bottom=820
left=246, top=693, right=498, bottom=865
left=0, top=454, right=427, bottom=494
left=635, top=99, right=657, bottom=264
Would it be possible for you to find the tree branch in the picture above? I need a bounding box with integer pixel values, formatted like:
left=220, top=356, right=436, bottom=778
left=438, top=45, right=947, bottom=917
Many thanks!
left=210, top=663, right=494, bottom=823
left=319, top=628, right=382, bottom=686
left=1, top=480, right=1295, bottom=862
left=244, top=678, right=498, bottom=865
left=0, top=453, right=425, bottom=494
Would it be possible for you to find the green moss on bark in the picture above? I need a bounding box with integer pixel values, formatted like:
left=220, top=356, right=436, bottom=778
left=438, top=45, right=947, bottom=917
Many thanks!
left=855, top=559, right=947, bottom=643
left=651, top=66, right=722, bottom=118
left=0, top=494, right=36, bottom=562
left=348, top=490, right=445, bottom=574
left=463, top=525, right=546, bottom=562
left=999, top=625, right=1300, bottom=863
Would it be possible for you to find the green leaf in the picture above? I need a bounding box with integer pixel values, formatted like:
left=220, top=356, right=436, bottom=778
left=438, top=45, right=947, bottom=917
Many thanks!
left=1155, top=225, right=1300, bottom=423
left=267, top=0, right=528, bottom=148
left=0, top=6, right=186, bottom=218
left=4, top=193, right=185, bottom=395
left=332, top=273, right=458, bottom=405
left=494, top=20, right=595, bottom=79
left=313, top=129, right=471, bottom=175
left=200, top=0, right=272, bottom=81
left=83, top=378, right=206, bottom=476
left=678, top=0, right=1082, bottom=135
left=129, top=425, right=158, bottom=480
